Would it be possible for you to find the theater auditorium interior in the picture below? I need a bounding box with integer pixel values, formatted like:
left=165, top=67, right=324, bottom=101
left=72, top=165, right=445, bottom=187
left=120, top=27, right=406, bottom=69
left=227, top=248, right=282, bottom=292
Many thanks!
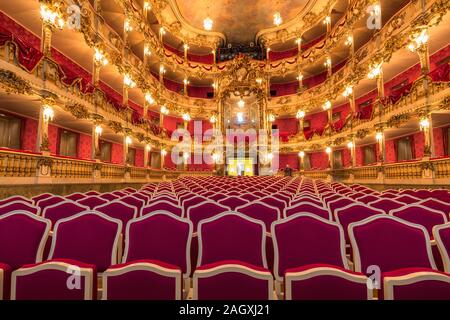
left=0, top=0, right=449, bottom=303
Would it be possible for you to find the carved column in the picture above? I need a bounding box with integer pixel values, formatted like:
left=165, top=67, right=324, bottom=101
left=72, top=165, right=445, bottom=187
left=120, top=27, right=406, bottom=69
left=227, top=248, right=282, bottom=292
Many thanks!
left=419, top=111, right=434, bottom=158
left=348, top=135, right=356, bottom=167
left=144, top=144, right=150, bottom=167
left=123, top=135, right=130, bottom=165
left=375, top=125, right=386, bottom=163
left=92, top=125, right=102, bottom=160
left=37, top=102, right=54, bottom=153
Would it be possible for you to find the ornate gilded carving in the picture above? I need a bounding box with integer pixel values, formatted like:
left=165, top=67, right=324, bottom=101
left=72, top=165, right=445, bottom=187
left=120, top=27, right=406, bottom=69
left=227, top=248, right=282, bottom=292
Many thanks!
left=0, top=69, right=32, bottom=95
left=64, top=103, right=89, bottom=119
left=386, top=113, right=410, bottom=128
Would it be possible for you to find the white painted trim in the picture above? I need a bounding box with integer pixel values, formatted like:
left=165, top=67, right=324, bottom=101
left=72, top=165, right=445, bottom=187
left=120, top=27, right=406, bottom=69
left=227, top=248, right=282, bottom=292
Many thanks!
left=42, top=200, right=89, bottom=220
left=48, top=211, right=122, bottom=267
left=0, top=200, right=37, bottom=214
left=348, top=215, right=437, bottom=273
left=334, top=202, right=384, bottom=225
left=36, top=195, right=65, bottom=215
left=197, top=211, right=268, bottom=269
left=186, top=200, right=231, bottom=222
left=389, top=204, right=447, bottom=223
left=283, top=201, right=331, bottom=220
left=94, top=199, right=138, bottom=220
left=367, top=198, right=406, bottom=210
left=0, top=210, right=50, bottom=263
left=235, top=200, right=281, bottom=219
left=392, top=194, right=422, bottom=204
left=383, top=271, right=450, bottom=300
left=119, top=195, right=146, bottom=216
left=192, top=263, right=273, bottom=300
left=142, top=200, right=182, bottom=217
left=102, top=261, right=182, bottom=300
left=31, top=193, right=54, bottom=205
left=326, top=197, right=354, bottom=213
left=285, top=266, right=372, bottom=300
left=122, top=211, right=193, bottom=278
left=433, top=223, right=450, bottom=273
left=0, top=195, right=31, bottom=205
left=11, top=261, right=94, bottom=300
left=271, top=213, right=349, bottom=281
left=418, top=198, right=450, bottom=211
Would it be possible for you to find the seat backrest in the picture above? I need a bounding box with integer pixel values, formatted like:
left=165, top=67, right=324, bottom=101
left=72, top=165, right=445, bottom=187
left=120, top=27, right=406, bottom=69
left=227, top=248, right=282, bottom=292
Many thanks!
left=150, top=195, right=179, bottom=206
left=272, top=213, right=348, bottom=281
left=433, top=223, right=450, bottom=273
left=42, top=201, right=89, bottom=227
left=235, top=201, right=280, bottom=232
left=31, top=193, right=53, bottom=205
left=141, top=200, right=182, bottom=217
left=65, top=193, right=86, bottom=201
left=123, top=211, right=192, bottom=277
left=419, top=198, right=450, bottom=215
left=37, top=196, right=65, bottom=213
left=49, top=211, right=122, bottom=272
left=356, top=194, right=379, bottom=204
left=328, top=198, right=355, bottom=215
left=0, top=211, right=50, bottom=269
left=0, top=196, right=32, bottom=206
left=77, top=196, right=108, bottom=210
left=259, top=196, right=286, bottom=214
left=390, top=205, right=447, bottom=239
left=368, top=198, right=405, bottom=214
left=349, top=215, right=436, bottom=273
left=197, top=212, right=267, bottom=268
left=334, top=203, right=384, bottom=243
left=393, top=195, right=421, bottom=205
left=217, top=196, right=249, bottom=210
left=0, top=201, right=38, bottom=216
left=119, top=196, right=145, bottom=215
left=284, top=202, right=331, bottom=220
left=187, top=201, right=231, bottom=232
left=99, top=193, right=119, bottom=201
left=94, top=200, right=138, bottom=232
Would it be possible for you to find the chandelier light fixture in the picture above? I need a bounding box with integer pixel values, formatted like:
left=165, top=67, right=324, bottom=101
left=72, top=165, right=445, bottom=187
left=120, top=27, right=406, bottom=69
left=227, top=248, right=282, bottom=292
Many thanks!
left=323, top=16, right=331, bottom=25
left=347, top=141, right=353, bottom=149
left=145, top=92, right=154, bottom=104
left=42, top=105, right=55, bottom=122
left=419, top=117, right=430, bottom=130
left=210, top=115, right=217, bottom=123
left=368, top=63, right=382, bottom=79
left=296, top=110, right=305, bottom=119
left=345, top=35, right=353, bottom=46
left=298, top=151, right=305, bottom=158
left=182, top=113, right=191, bottom=121
left=124, top=19, right=133, bottom=32
left=375, top=131, right=383, bottom=141
left=123, top=74, right=136, bottom=88
left=408, top=29, right=429, bottom=52
left=161, top=149, right=167, bottom=156
left=268, top=114, right=275, bottom=122
left=95, top=125, right=103, bottom=136
left=40, top=3, right=65, bottom=29
left=203, top=6, right=213, bottom=31
left=94, top=48, right=108, bottom=66
left=323, top=100, right=331, bottom=110
left=237, top=99, right=245, bottom=108
left=160, top=105, right=169, bottom=115
left=125, top=136, right=132, bottom=145
left=325, top=146, right=332, bottom=154
left=273, top=11, right=282, bottom=26
left=342, top=85, right=353, bottom=97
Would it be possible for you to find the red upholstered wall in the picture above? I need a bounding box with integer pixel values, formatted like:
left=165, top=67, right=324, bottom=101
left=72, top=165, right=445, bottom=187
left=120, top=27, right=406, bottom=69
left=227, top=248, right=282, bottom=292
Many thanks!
left=305, top=111, right=328, bottom=132
left=48, top=124, right=58, bottom=154
left=433, top=127, right=446, bottom=157
left=275, top=118, right=298, bottom=135
left=270, top=82, right=298, bottom=96
left=355, top=146, right=363, bottom=166
left=163, top=115, right=182, bottom=136
left=279, top=153, right=299, bottom=170
left=310, top=152, right=329, bottom=169
left=22, top=118, right=38, bottom=152
left=342, top=148, right=351, bottom=167
left=165, top=152, right=176, bottom=169
left=385, top=139, right=396, bottom=163
left=413, top=132, right=424, bottom=159
left=111, top=143, right=123, bottom=164
left=430, top=44, right=450, bottom=70
left=135, top=149, right=144, bottom=167
left=78, top=133, right=91, bottom=160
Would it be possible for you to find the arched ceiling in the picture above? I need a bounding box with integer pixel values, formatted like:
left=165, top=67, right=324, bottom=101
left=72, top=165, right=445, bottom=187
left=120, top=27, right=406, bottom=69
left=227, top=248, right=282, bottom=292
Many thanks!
left=174, top=0, right=312, bottom=45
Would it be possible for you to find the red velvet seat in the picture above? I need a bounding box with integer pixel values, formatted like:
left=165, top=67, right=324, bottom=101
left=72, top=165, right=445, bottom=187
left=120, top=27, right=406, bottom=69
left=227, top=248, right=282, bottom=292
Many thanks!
left=119, top=195, right=145, bottom=216
left=150, top=195, right=179, bottom=206
left=217, top=196, right=249, bottom=210
left=367, top=198, right=405, bottom=214
left=36, top=196, right=65, bottom=214
left=433, top=223, right=450, bottom=272
left=236, top=202, right=280, bottom=232
left=77, top=195, right=108, bottom=210
left=419, top=198, right=450, bottom=215
left=393, top=195, right=421, bottom=205
left=0, top=196, right=32, bottom=206
left=99, top=193, right=119, bottom=201
left=382, top=268, right=450, bottom=300
left=193, top=261, right=273, bottom=300
left=284, top=202, right=331, bottom=220
left=11, top=259, right=96, bottom=300
left=182, top=196, right=209, bottom=216
left=65, top=192, right=86, bottom=201
left=48, top=212, right=122, bottom=272
left=328, top=198, right=355, bottom=215
left=349, top=215, right=436, bottom=273
left=102, top=260, right=182, bottom=300
left=0, top=201, right=38, bottom=216
left=0, top=211, right=50, bottom=270
left=31, top=193, right=52, bottom=205
left=356, top=194, right=379, bottom=204
left=142, top=200, right=182, bottom=217
left=285, top=264, right=370, bottom=300
left=94, top=200, right=138, bottom=232
left=42, top=201, right=89, bottom=228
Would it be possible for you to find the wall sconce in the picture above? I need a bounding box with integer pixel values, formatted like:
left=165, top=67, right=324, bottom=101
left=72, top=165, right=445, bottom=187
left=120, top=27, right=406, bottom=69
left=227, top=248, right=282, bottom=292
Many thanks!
left=325, top=146, right=332, bottom=154
left=323, top=100, right=331, bottom=110
left=419, top=118, right=430, bottom=131
left=94, top=48, right=108, bottom=66
left=296, top=110, right=305, bottom=119
left=95, top=125, right=103, bottom=136
left=146, top=144, right=151, bottom=151
left=160, top=105, right=169, bottom=115
left=345, top=35, right=353, bottom=46
left=124, top=19, right=133, bottom=32
left=268, top=114, right=275, bottom=122
left=182, top=113, right=191, bottom=121
left=159, top=27, right=166, bottom=36
left=210, top=115, right=217, bottom=123
left=125, top=136, right=132, bottom=145
left=145, top=92, right=154, bottom=104
left=267, top=152, right=274, bottom=161
left=123, top=74, right=136, bottom=88
left=408, top=29, right=429, bottom=52
left=144, top=45, right=151, bottom=56
left=40, top=4, right=64, bottom=29
left=296, top=73, right=303, bottom=81
left=183, top=78, right=190, bottom=85
left=323, top=16, right=331, bottom=25
left=347, top=141, right=353, bottom=149
left=143, top=1, right=151, bottom=11
left=159, top=65, right=166, bottom=74
left=324, top=57, right=332, bottom=68
left=183, top=152, right=189, bottom=159
left=368, top=63, right=382, bottom=79
left=161, top=149, right=167, bottom=156
left=375, top=131, right=383, bottom=142
left=298, top=151, right=305, bottom=158
left=255, top=78, right=263, bottom=85
left=42, top=105, right=54, bottom=122
left=342, top=85, right=353, bottom=97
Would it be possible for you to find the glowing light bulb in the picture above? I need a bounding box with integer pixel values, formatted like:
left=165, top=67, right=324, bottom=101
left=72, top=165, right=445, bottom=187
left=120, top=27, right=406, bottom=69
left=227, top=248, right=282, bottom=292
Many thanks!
left=273, top=11, right=283, bottom=26
left=95, top=125, right=103, bottom=135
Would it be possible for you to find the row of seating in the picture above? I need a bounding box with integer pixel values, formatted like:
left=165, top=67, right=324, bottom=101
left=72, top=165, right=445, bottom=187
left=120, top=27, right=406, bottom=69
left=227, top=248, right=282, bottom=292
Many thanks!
left=0, top=176, right=449, bottom=299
